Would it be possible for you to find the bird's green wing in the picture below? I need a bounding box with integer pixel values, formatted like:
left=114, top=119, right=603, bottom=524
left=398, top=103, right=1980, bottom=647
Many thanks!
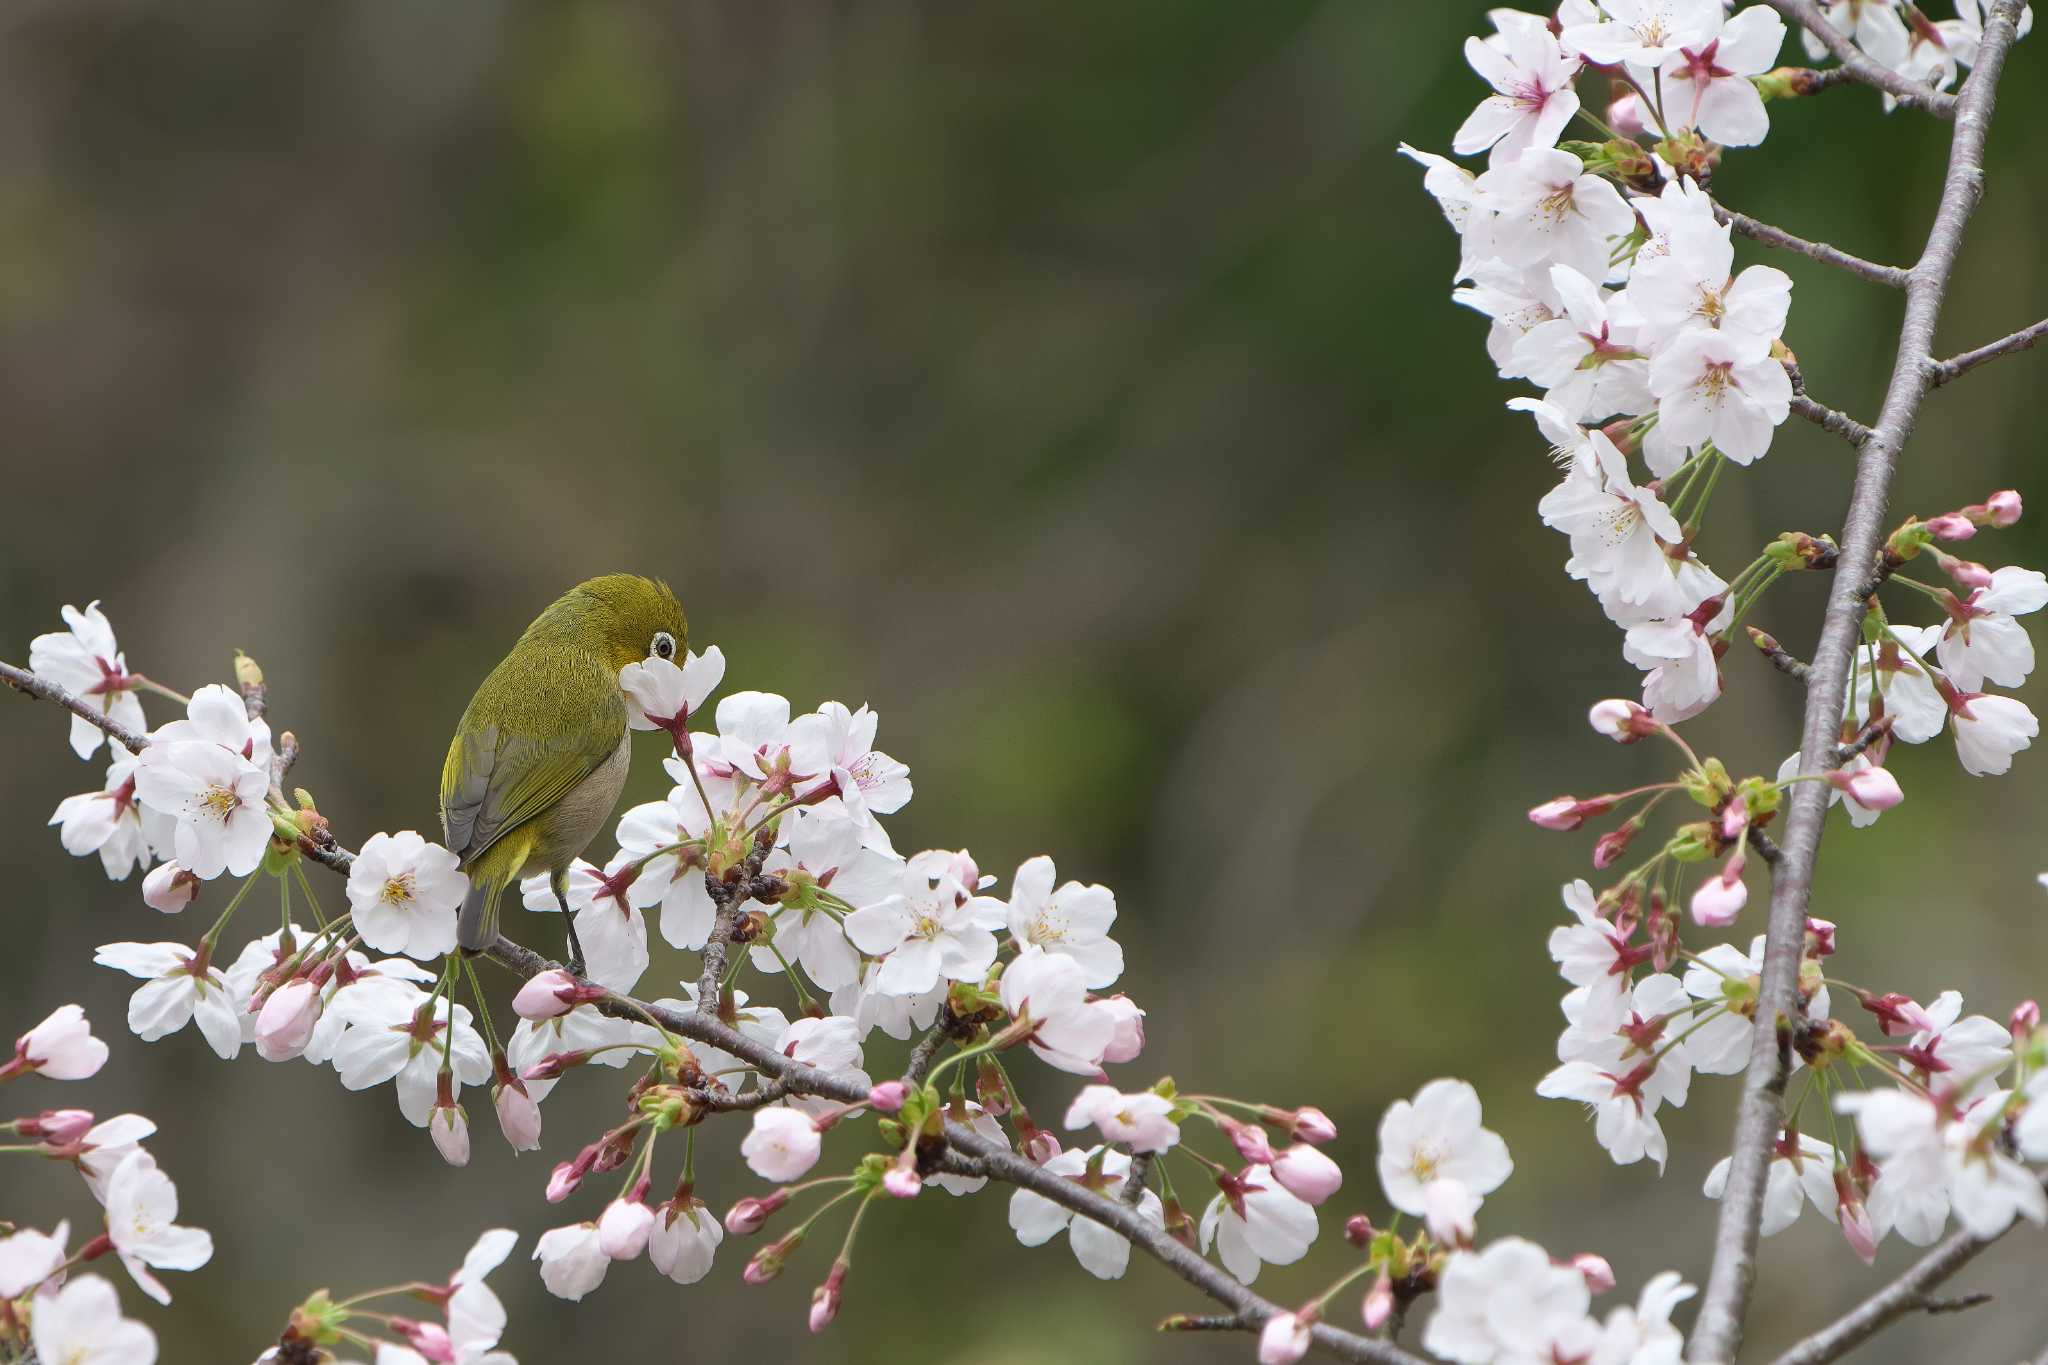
left=439, top=689, right=627, bottom=869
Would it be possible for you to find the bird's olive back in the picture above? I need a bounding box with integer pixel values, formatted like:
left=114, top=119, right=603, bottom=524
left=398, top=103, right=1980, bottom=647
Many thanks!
left=519, top=574, right=687, bottom=674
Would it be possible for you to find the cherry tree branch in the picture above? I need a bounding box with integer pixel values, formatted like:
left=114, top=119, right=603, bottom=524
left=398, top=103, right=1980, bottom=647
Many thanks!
left=1719, top=206, right=1910, bottom=290
left=1761, top=0, right=1960, bottom=118
left=1, top=660, right=1427, bottom=1365
left=1687, top=8, right=2029, bottom=1360
left=1766, top=1186, right=2045, bottom=1365
left=1930, top=316, right=2048, bottom=387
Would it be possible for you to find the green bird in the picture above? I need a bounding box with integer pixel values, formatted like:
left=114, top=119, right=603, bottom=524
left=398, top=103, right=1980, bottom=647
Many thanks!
left=441, top=573, right=688, bottom=969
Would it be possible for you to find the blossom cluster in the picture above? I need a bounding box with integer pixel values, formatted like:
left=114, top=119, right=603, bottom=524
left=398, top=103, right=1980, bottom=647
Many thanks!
left=1, top=1002, right=210, bottom=1365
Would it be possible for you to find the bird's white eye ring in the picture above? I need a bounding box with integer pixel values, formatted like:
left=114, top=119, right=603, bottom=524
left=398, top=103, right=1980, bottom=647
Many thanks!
left=651, top=631, right=676, bottom=661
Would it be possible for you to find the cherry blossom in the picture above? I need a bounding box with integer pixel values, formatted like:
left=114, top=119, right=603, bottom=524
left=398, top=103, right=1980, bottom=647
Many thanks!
left=1198, top=1164, right=1318, bottom=1284
left=1900, top=989, right=2012, bottom=1093
left=1511, top=266, right=1652, bottom=423
left=1008, top=1146, right=1164, bottom=1279
left=1939, top=0, right=2037, bottom=67
left=29, top=602, right=146, bottom=761
left=787, top=701, right=912, bottom=848
left=104, top=1149, right=213, bottom=1304
left=1538, top=1058, right=1671, bottom=1170
left=1376, top=1078, right=1514, bottom=1219
left=1660, top=7, right=1789, bottom=146
left=330, top=986, right=491, bottom=1126
left=1803, top=0, right=1910, bottom=68
left=347, top=831, right=468, bottom=961
left=1004, top=855, right=1124, bottom=988
left=93, top=941, right=244, bottom=1060
left=519, top=860, right=649, bottom=992
left=648, top=1196, right=723, bottom=1285
left=1647, top=326, right=1792, bottom=465
left=997, top=947, right=1117, bottom=1076
left=48, top=747, right=158, bottom=881
left=132, top=739, right=270, bottom=881
left=9, top=1003, right=110, bottom=1080
left=30, top=1273, right=158, bottom=1365
left=1455, top=11, right=1583, bottom=168
left=1547, top=880, right=1646, bottom=1027
left=1627, top=219, right=1791, bottom=351
left=0, top=1220, right=68, bottom=1297
left=1399, top=144, right=1497, bottom=282
left=1702, top=1132, right=1838, bottom=1236
left=843, top=851, right=1003, bottom=997
left=1935, top=565, right=2048, bottom=690
left=1946, top=688, right=2039, bottom=775
left=747, top=810, right=892, bottom=990
left=534, top=1222, right=610, bottom=1301
left=619, top=644, right=725, bottom=739
left=741, top=1107, right=823, bottom=1182
left=1457, top=261, right=1560, bottom=377
left=1564, top=0, right=1724, bottom=69
left=1062, top=1084, right=1179, bottom=1153
left=1476, top=149, right=1635, bottom=285
left=1422, top=1236, right=1592, bottom=1364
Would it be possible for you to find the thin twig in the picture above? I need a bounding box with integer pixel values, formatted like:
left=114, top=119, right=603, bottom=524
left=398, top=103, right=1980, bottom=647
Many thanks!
left=0, top=658, right=151, bottom=753
left=1688, top=8, right=2029, bottom=1360
left=1783, top=360, right=1875, bottom=446
left=1767, top=1188, right=2042, bottom=1365
left=4, top=660, right=1427, bottom=1365
left=1832, top=714, right=1893, bottom=766
left=1929, top=316, right=2048, bottom=387
left=1123, top=1151, right=1155, bottom=1207
left=1747, top=628, right=1812, bottom=681
left=1160, top=1313, right=1247, bottom=1332
left=1721, top=206, right=1910, bottom=290
left=1762, top=0, right=1959, bottom=117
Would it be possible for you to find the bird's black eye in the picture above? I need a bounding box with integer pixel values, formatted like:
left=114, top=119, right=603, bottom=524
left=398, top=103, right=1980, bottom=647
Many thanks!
left=652, top=631, right=676, bottom=660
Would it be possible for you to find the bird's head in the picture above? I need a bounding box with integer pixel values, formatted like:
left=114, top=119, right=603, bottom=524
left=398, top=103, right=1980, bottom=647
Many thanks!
left=534, top=574, right=688, bottom=673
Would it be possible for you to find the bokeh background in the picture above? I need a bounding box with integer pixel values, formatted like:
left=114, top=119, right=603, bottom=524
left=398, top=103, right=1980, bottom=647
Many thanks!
left=3, top=2, right=2046, bottom=1361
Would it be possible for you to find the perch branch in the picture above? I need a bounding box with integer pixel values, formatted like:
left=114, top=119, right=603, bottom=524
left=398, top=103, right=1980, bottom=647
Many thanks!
left=1719, top=206, right=1910, bottom=290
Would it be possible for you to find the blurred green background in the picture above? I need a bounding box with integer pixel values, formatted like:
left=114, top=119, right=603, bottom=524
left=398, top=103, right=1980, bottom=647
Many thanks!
left=2, top=2, right=2045, bottom=1361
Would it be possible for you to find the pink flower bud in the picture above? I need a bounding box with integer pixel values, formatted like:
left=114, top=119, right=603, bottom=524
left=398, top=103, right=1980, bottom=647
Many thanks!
left=1719, top=801, right=1748, bottom=842
left=20, top=1108, right=95, bottom=1146
left=254, top=978, right=322, bottom=1063
left=493, top=1078, right=543, bottom=1152
left=724, top=1190, right=790, bottom=1236
left=1270, top=1144, right=1342, bottom=1205
left=547, top=1153, right=593, bottom=1203
left=522, top=1050, right=591, bottom=1082
left=1022, top=1130, right=1062, bottom=1165
left=1805, top=917, right=1837, bottom=958
left=1258, top=1308, right=1315, bottom=1364
left=1343, top=1214, right=1374, bottom=1249
left=1571, top=1253, right=1616, bottom=1294
left=390, top=1319, right=455, bottom=1362
left=1983, top=489, right=2023, bottom=526
left=1923, top=513, right=1976, bottom=541
left=2011, top=999, right=2041, bottom=1037
left=1830, top=766, right=1903, bottom=812
left=1096, top=995, right=1146, bottom=1064
left=598, top=1196, right=656, bottom=1260
left=809, top=1261, right=847, bottom=1334
left=1934, top=551, right=1994, bottom=591
left=1689, top=862, right=1748, bottom=927
left=514, top=969, right=602, bottom=1020
left=429, top=1102, right=470, bottom=1169
left=883, top=1163, right=923, bottom=1200
left=1591, top=820, right=1638, bottom=870
left=1529, top=797, right=1589, bottom=830
left=1588, top=698, right=1653, bottom=742
left=141, top=861, right=201, bottom=914
left=1607, top=93, right=1648, bottom=136
left=1221, top=1118, right=1276, bottom=1165
left=743, top=1231, right=802, bottom=1285
left=1286, top=1107, right=1337, bottom=1145
left=1834, top=1169, right=1878, bottom=1264
left=1361, top=1273, right=1394, bottom=1331
left=867, top=1081, right=908, bottom=1113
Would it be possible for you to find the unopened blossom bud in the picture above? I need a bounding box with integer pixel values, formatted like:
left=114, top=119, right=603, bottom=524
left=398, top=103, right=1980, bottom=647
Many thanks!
left=1361, top=1273, right=1394, bottom=1331
left=598, top=1193, right=656, bottom=1261
left=867, top=1080, right=908, bottom=1113
left=548, top=1148, right=599, bottom=1203
left=1805, top=917, right=1837, bottom=958
left=1343, top=1214, right=1374, bottom=1249
left=2011, top=999, right=2041, bottom=1039
left=1270, top=1144, right=1342, bottom=1205
left=1984, top=489, right=2023, bottom=526
left=1221, top=1118, right=1276, bottom=1165
left=1606, top=93, right=1647, bottom=136
left=141, top=861, right=201, bottom=913
left=1258, top=1307, right=1316, bottom=1364
left=1592, top=819, right=1639, bottom=870
left=1857, top=990, right=1927, bottom=1037
left=1286, top=1107, right=1336, bottom=1144
left=1718, top=801, right=1748, bottom=842
left=1529, top=796, right=1608, bottom=831
left=522, top=1049, right=592, bottom=1082
left=1833, top=1168, right=1878, bottom=1265
left=883, top=1161, right=923, bottom=1200
left=255, top=978, right=323, bottom=1063
left=1647, top=897, right=1679, bottom=973
left=1571, top=1253, right=1616, bottom=1294
left=390, top=1319, right=454, bottom=1361
left=1022, top=1130, right=1061, bottom=1165
left=744, top=1230, right=803, bottom=1285
left=724, top=1190, right=790, bottom=1236
left=429, top=1079, right=470, bottom=1169
left=1932, top=551, right=1994, bottom=591
left=1830, top=766, right=1903, bottom=811
left=1923, top=513, right=1976, bottom=541
left=514, top=969, right=604, bottom=1020
left=809, top=1260, right=848, bottom=1334
left=1097, top=994, right=1146, bottom=1063
left=1587, top=698, right=1654, bottom=743
left=19, top=1109, right=96, bottom=1146
left=493, top=1077, right=542, bottom=1153
left=1690, top=857, right=1748, bottom=927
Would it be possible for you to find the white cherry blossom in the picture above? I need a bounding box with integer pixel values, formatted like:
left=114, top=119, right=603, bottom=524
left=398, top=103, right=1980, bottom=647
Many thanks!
left=1476, top=149, right=1635, bottom=285
left=1455, top=12, right=1584, bottom=165
left=1005, top=855, right=1124, bottom=987
left=93, top=941, right=244, bottom=1060
left=1648, top=327, right=1792, bottom=465
left=1009, top=1146, right=1164, bottom=1279
left=30, top=1274, right=157, bottom=1365
left=1422, top=1236, right=1592, bottom=1364
left=29, top=602, right=146, bottom=761
left=132, top=740, right=270, bottom=881
left=1376, top=1078, right=1514, bottom=1218
left=104, top=1149, right=213, bottom=1304
left=348, top=831, right=468, bottom=961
